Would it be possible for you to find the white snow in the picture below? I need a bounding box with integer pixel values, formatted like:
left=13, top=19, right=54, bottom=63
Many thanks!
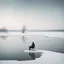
left=24, top=49, right=43, bottom=53
left=0, top=32, right=64, bottom=38
left=0, top=50, right=64, bottom=64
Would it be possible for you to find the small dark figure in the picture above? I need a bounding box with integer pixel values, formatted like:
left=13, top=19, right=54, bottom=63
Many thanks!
left=29, top=42, right=35, bottom=50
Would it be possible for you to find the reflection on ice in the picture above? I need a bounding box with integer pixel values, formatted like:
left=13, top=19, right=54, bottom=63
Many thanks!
left=29, top=53, right=35, bottom=60
left=29, top=52, right=42, bottom=60
left=17, top=52, right=42, bottom=61
left=0, top=36, right=8, bottom=40
left=21, top=36, right=27, bottom=43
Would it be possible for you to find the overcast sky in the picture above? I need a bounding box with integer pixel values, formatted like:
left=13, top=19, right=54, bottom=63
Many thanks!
left=0, top=0, right=64, bottom=30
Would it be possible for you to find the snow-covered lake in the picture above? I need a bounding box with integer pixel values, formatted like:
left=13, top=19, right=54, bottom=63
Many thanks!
left=0, top=32, right=64, bottom=64
left=0, top=50, right=64, bottom=64
left=0, top=32, right=64, bottom=38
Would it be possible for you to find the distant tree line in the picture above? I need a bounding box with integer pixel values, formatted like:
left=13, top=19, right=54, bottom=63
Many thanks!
left=0, top=27, right=8, bottom=32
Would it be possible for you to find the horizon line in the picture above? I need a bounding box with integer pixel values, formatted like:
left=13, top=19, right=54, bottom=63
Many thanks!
left=8, top=29, right=64, bottom=32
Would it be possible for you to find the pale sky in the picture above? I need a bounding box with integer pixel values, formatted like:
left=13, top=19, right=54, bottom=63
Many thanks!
left=0, top=0, right=64, bottom=30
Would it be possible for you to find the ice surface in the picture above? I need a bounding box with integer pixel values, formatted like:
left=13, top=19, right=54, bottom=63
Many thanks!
left=24, top=50, right=43, bottom=53
left=0, top=32, right=64, bottom=38
left=0, top=50, right=64, bottom=64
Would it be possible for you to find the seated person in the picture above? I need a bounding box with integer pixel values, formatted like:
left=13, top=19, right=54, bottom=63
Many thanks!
left=29, top=42, right=35, bottom=50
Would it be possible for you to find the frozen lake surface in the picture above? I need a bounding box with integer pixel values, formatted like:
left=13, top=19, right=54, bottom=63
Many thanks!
left=0, top=50, right=64, bottom=64
left=0, top=32, right=64, bottom=64
left=0, top=32, right=64, bottom=38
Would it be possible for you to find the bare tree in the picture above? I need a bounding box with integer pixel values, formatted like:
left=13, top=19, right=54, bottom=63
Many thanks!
left=21, top=25, right=27, bottom=33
